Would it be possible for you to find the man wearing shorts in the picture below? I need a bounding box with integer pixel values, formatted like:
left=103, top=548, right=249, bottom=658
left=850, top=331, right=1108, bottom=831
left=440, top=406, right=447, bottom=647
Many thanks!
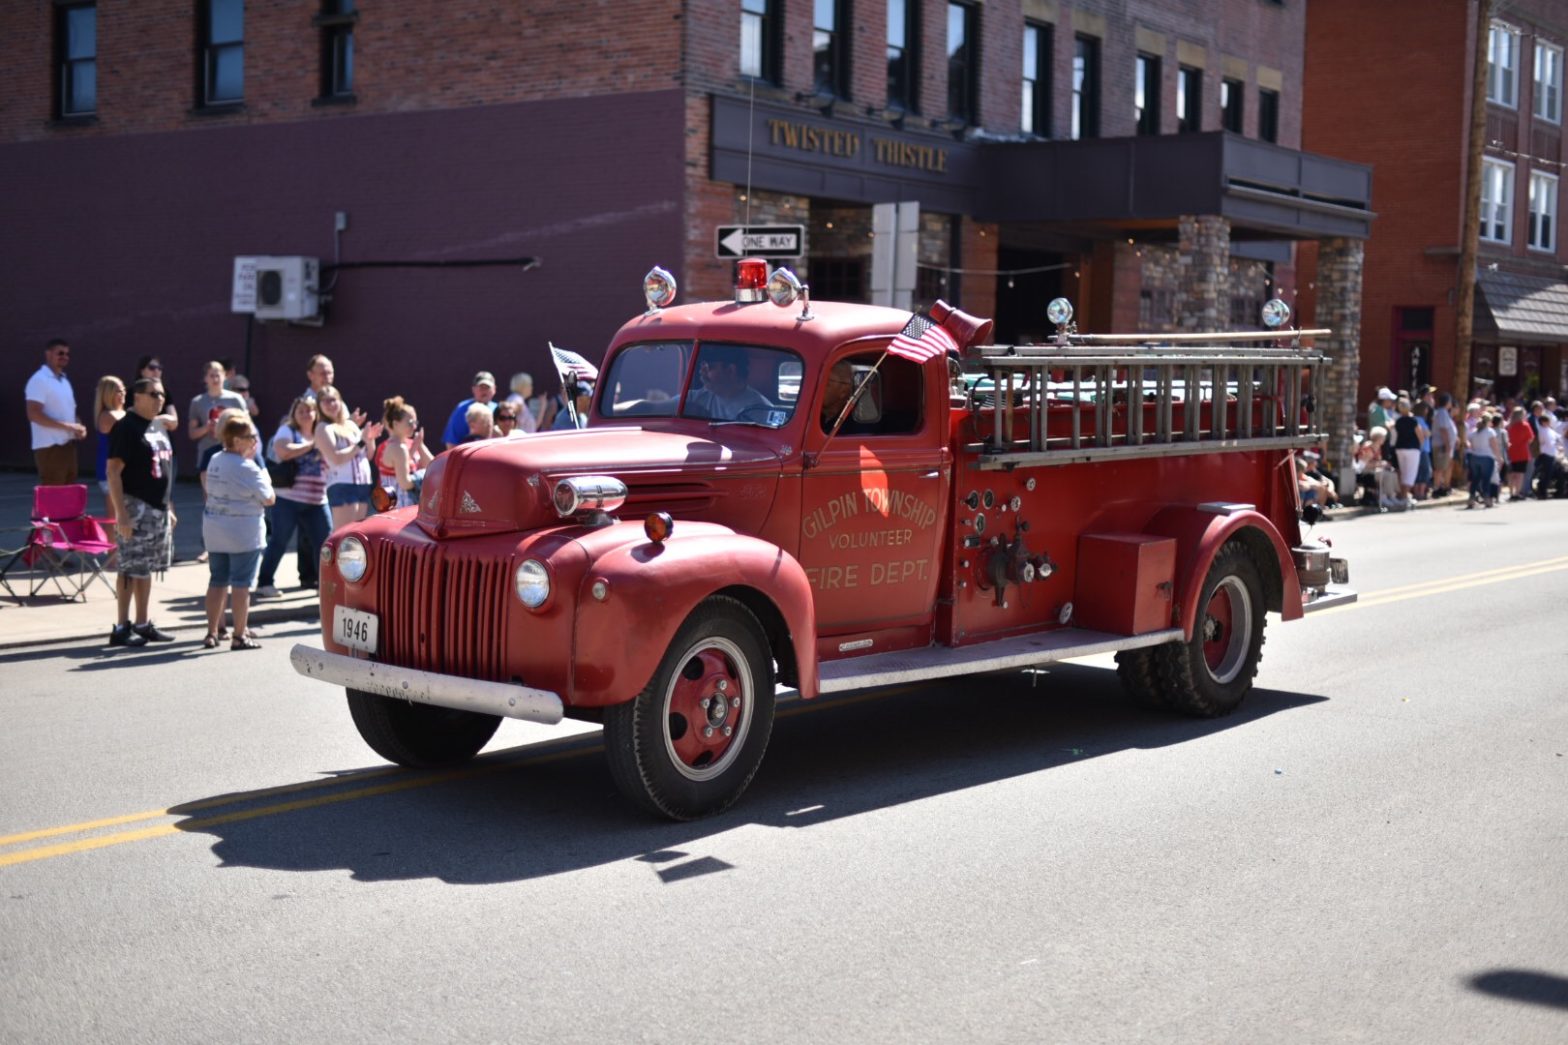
left=106, top=377, right=178, bottom=647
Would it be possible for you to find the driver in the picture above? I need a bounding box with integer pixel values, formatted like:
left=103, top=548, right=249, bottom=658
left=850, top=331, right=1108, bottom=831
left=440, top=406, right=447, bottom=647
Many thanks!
left=685, top=347, right=772, bottom=421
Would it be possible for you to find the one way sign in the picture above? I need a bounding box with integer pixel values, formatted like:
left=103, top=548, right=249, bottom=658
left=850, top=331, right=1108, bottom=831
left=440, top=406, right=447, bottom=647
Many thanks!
left=715, top=225, right=805, bottom=259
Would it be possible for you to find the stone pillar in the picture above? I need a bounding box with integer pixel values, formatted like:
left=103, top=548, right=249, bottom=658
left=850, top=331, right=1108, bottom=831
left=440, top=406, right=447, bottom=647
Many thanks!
left=1315, top=237, right=1366, bottom=496
left=1176, top=215, right=1231, bottom=332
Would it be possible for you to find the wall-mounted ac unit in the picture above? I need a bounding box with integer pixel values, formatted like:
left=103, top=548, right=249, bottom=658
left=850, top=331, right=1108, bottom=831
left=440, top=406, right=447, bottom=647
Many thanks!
left=253, top=256, right=320, bottom=320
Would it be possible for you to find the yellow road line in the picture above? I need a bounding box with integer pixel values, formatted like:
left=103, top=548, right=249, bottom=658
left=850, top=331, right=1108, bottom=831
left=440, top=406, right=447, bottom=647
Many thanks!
left=0, top=688, right=921, bottom=868
left=1320, top=560, right=1568, bottom=615
left=1341, top=554, right=1568, bottom=603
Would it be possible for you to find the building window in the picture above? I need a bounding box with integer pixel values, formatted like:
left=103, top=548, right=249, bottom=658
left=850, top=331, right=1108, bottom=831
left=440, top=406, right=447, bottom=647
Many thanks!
left=1072, top=36, right=1100, bottom=139
left=946, top=3, right=977, bottom=124
left=1022, top=22, right=1051, bottom=136
left=1529, top=171, right=1558, bottom=252
left=1177, top=65, right=1201, bottom=132
left=886, top=0, right=918, bottom=113
left=318, top=0, right=355, bottom=100
left=1536, top=41, right=1563, bottom=123
left=55, top=3, right=96, bottom=118
left=741, top=0, right=779, bottom=83
left=813, top=0, right=849, bottom=98
left=1221, top=77, right=1243, bottom=132
left=1488, top=22, right=1519, bottom=108
left=1135, top=52, right=1160, bottom=135
left=1258, top=88, right=1279, bottom=143
left=1481, top=158, right=1515, bottom=244
left=200, top=0, right=244, bottom=106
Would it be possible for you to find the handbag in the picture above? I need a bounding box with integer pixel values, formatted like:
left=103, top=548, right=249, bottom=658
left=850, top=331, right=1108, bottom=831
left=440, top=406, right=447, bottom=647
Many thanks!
left=266, top=427, right=299, bottom=488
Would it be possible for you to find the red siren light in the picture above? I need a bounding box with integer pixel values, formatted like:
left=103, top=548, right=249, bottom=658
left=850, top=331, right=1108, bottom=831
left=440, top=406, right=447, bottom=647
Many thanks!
left=735, top=258, right=769, bottom=303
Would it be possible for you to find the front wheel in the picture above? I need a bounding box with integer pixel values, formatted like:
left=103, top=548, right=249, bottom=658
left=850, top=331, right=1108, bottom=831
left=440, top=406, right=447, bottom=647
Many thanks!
left=346, top=689, right=501, bottom=769
left=603, top=596, right=776, bottom=820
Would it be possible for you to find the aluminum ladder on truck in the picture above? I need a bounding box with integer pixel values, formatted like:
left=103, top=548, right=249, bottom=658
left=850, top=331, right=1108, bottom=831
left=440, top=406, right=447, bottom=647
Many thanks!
left=963, top=327, right=1333, bottom=469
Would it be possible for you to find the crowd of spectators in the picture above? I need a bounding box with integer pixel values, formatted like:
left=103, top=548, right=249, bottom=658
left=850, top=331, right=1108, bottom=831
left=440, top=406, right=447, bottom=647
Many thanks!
left=1297, top=383, right=1568, bottom=514
left=22, top=337, right=591, bottom=649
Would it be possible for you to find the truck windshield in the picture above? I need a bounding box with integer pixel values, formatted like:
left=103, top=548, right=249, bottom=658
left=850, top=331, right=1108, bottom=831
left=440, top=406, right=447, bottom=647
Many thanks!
left=602, top=341, right=691, bottom=419
left=602, top=340, right=803, bottom=428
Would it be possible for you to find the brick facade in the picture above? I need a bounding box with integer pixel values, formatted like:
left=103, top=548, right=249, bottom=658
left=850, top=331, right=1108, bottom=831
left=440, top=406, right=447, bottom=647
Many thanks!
left=1304, top=0, right=1568, bottom=409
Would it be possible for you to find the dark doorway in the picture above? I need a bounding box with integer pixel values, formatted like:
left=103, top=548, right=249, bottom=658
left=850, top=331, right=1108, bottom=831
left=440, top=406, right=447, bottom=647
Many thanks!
left=1393, top=305, right=1434, bottom=394
left=994, top=248, right=1066, bottom=344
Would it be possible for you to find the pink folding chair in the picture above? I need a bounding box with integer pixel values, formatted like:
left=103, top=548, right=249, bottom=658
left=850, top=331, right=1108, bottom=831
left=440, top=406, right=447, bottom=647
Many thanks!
left=0, top=484, right=118, bottom=600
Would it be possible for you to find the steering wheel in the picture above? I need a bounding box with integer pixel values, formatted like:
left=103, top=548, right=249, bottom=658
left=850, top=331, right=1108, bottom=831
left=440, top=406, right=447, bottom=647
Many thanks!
left=735, top=404, right=777, bottom=423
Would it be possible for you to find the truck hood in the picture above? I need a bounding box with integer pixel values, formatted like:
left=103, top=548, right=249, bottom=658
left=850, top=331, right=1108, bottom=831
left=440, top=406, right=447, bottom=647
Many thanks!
left=416, top=427, right=784, bottom=539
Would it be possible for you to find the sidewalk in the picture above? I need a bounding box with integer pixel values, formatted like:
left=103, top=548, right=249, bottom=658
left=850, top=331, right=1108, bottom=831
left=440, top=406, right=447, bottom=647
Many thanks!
left=0, top=470, right=319, bottom=650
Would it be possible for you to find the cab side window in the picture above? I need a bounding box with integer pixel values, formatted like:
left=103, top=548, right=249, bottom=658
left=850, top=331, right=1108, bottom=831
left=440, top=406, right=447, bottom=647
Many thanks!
left=818, top=351, right=924, bottom=435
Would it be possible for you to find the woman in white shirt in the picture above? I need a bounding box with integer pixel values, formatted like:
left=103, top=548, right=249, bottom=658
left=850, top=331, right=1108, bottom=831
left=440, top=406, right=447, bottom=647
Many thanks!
left=313, top=385, right=383, bottom=530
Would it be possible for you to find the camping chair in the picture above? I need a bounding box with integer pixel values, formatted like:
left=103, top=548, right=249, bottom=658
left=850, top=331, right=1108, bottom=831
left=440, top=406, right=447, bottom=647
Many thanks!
left=0, top=484, right=117, bottom=600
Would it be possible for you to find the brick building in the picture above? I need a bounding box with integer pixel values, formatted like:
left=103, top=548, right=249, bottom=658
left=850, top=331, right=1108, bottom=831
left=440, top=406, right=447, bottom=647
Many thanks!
left=1304, top=0, right=1568, bottom=411
left=4, top=0, right=1370, bottom=474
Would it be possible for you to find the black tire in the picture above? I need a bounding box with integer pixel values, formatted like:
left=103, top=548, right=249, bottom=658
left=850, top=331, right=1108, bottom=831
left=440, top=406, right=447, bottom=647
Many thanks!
left=1115, top=542, right=1267, bottom=717
left=1114, top=646, right=1172, bottom=711
left=346, top=689, right=501, bottom=769
left=603, top=595, right=776, bottom=820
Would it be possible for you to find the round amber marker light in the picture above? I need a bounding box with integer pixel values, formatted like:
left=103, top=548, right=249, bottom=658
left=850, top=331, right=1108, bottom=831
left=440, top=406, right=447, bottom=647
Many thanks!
left=644, top=512, right=674, bottom=543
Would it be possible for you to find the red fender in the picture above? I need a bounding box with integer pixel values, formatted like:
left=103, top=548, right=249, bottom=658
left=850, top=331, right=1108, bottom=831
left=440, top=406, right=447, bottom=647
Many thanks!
left=570, top=525, right=818, bottom=706
left=1144, top=506, right=1302, bottom=640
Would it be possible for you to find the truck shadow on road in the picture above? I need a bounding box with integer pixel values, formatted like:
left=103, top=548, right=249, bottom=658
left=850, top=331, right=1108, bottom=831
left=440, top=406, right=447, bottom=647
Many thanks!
left=171, top=664, right=1326, bottom=885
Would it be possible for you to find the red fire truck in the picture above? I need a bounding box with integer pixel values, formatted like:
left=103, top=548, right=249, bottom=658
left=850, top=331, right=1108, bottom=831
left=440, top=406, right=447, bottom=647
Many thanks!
left=291, top=259, right=1353, bottom=820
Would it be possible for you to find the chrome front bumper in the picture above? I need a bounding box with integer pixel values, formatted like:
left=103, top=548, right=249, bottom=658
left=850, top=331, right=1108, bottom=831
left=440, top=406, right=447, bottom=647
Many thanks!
left=289, top=644, right=565, bottom=726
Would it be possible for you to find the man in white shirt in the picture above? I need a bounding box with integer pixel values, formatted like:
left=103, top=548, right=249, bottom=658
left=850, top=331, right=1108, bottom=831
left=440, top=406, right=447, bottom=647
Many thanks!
left=25, top=338, right=87, bottom=485
left=1533, top=401, right=1562, bottom=499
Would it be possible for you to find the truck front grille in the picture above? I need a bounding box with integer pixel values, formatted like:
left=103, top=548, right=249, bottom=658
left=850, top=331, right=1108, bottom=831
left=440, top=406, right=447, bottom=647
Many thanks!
left=376, top=539, right=512, bottom=681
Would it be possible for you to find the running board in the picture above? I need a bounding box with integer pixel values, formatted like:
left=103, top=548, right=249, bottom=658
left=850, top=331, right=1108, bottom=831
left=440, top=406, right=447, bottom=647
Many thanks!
left=816, top=627, right=1185, bottom=694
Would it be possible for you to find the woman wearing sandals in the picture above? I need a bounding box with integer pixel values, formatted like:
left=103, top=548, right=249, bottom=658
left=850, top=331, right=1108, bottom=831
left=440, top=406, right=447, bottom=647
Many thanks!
left=201, top=415, right=274, bottom=650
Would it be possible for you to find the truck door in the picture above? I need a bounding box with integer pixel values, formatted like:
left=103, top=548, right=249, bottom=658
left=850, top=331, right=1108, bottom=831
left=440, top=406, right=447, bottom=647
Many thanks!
left=799, top=348, right=950, bottom=636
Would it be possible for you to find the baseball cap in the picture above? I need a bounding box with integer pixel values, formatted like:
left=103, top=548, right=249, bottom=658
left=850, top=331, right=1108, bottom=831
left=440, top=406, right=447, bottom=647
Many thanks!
left=1376, top=386, right=1395, bottom=400
left=472, top=371, right=496, bottom=387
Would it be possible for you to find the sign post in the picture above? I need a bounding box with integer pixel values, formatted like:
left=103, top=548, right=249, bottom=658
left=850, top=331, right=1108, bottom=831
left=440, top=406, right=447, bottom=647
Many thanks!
left=715, top=225, right=805, bottom=259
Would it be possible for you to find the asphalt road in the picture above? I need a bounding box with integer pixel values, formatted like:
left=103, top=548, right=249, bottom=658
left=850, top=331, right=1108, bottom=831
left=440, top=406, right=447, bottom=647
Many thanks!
left=3, top=501, right=1566, bottom=1043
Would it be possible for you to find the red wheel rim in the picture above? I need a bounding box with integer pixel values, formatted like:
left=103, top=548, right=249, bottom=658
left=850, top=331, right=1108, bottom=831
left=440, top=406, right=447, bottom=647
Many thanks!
left=663, top=640, right=750, bottom=780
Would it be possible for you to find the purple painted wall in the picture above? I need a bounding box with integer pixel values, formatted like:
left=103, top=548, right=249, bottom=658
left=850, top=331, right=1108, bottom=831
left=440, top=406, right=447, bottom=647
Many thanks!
left=4, top=89, right=686, bottom=473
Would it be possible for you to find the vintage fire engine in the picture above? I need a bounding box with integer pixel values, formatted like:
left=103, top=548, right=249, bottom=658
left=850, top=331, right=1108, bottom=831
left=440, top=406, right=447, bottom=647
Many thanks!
left=291, top=259, right=1353, bottom=820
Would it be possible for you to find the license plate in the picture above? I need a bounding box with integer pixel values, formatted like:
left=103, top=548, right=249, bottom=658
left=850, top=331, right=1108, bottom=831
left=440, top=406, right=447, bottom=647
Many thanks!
left=334, top=606, right=379, bottom=654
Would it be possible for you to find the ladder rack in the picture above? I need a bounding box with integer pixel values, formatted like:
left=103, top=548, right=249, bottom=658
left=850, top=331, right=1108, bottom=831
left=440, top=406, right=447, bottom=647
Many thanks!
left=964, top=333, right=1331, bottom=471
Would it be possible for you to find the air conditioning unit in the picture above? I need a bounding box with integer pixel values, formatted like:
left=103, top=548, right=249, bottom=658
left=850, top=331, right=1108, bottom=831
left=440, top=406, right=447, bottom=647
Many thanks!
left=253, top=256, right=320, bottom=321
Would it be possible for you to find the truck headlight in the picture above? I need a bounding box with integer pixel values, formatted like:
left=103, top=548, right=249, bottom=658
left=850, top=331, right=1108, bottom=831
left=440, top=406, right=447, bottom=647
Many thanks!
left=337, top=537, right=368, bottom=583
left=514, top=559, right=551, bottom=609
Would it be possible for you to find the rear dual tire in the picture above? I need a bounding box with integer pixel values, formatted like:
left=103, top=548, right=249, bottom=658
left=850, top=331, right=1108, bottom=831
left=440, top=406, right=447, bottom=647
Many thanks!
left=1115, top=541, right=1266, bottom=717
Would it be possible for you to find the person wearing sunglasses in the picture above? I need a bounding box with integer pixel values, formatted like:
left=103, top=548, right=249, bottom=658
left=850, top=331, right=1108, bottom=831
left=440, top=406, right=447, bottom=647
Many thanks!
left=134, top=355, right=180, bottom=437
left=105, top=378, right=179, bottom=647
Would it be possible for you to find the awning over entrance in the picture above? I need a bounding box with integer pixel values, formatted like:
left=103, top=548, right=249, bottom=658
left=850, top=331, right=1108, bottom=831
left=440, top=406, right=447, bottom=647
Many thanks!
left=1475, top=269, right=1568, bottom=341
